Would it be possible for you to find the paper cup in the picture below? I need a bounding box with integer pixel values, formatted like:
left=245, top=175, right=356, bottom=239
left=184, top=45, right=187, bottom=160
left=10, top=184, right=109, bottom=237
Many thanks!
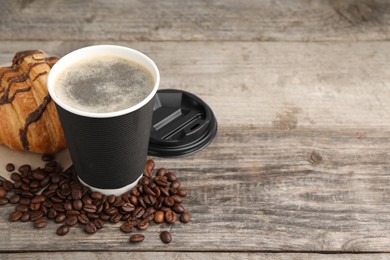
left=47, top=45, right=160, bottom=195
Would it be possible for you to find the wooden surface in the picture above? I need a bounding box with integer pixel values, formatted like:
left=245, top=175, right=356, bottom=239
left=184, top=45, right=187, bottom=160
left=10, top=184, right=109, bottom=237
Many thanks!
left=1, top=0, right=390, bottom=258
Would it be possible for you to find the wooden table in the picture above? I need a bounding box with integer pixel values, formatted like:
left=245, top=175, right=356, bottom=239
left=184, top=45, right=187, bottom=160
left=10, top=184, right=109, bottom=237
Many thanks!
left=1, top=0, right=390, bottom=259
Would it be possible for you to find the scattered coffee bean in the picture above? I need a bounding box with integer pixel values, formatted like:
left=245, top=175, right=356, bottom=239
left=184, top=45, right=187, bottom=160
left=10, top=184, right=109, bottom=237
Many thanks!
left=160, top=231, right=172, bottom=244
left=0, top=159, right=190, bottom=245
left=172, top=203, right=185, bottom=214
left=120, top=222, right=135, bottom=233
left=34, top=217, right=47, bottom=228
left=66, top=215, right=78, bottom=226
left=9, top=211, right=23, bottom=221
left=0, top=197, right=9, bottom=205
left=6, top=163, right=15, bottom=172
left=129, top=234, right=144, bottom=243
left=57, top=224, right=69, bottom=236
left=0, top=188, right=6, bottom=198
left=77, top=214, right=89, bottom=224
left=85, top=222, right=97, bottom=234
left=10, top=172, right=21, bottom=182
left=165, top=210, right=177, bottom=224
left=180, top=212, right=191, bottom=223
left=55, top=213, right=66, bottom=223
left=42, top=154, right=54, bottom=162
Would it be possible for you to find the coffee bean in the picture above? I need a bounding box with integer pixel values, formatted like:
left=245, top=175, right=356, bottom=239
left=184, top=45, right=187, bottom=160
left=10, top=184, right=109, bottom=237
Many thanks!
left=100, top=213, right=110, bottom=221
left=172, top=194, right=183, bottom=203
left=10, top=172, right=21, bottom=182
left=107, top=194, right=116, bottom=204
left=143, top=185, right=156, bottom=196
left=93, top=219, right=104, bottom=229
left=165, top=210, right=177, bottom=224
left=129, top=234, right=144, bottom=243
left=82, top=195, right=92, bottom=205
left=73, top=199, right=83, bottom=211
left=75, top=214, right=87, bottom=224
left=16, top=204, right=29, bottom=213
left=87, top=213, right=99, bottom=220
left=6, top=163, right=15, bottom=172
left=66, top=215, right=78, bottom=226
left=110, top=213, right=123, bottom=223
left=64, top=200, right=73, bottom=211
left=21, top=212, right=30, bottom=222
left=53, top=203, right=65, bottom=212
left=30, top=180, right=41, bottom=189
left=139, top=176, right=150, bottom=186
left=133, top=207, right=145, bottom=219
left=121, top=202, right=135, bottom=213
left=160, top=187, right=170, bottom=197
left=42, top=154, right=54, bottom=162
left=0, top=188, right=6, bottom=198
left=144, top=195, right=156, bottom=206
left=13, top=181, right=22, bottom=189
left=164, top=196, right=175, bottom=207
left=3, top=180, right=13, bottom=191
left=154, top=210, right=165, bottom=223
left=19, top=197, right=31, bottom=205
left=40, top=177, right=51, bottom=188
left=105, top=206, right=118, bottom=216
left=9, top=194, right=21, bottom=204
left=154, top=176, right=168, bottom=187
left=47, top=208, right=57, bottom=219
left=170, top=180, right=181, bottom=189
left=55, top=213, right=66, bottom=223
left=113, top=198, right=125, bottom=208
left=0, top=197, right=9, bottom=205
left=51, top=174, right=61, bottom=184
left=85, top=222, right=97, bottom=234
left=120, top=222, right=135, bottom=233
left=71, top=189, right=82, bottom=200
left=130, top=195, right=138, bottom=206
left=31, top=195, right=46, bottom=203
left=156, top=168, right=167, bottom=176
left=137, top=219, right=149, bottom=230
left=9, top=211, right=23, bottom=221
left=166, top=172, right=177, bottom=182
left=91, top=191, right=102, bottom=200
left=138, top=197, right=146, bottom=209
left=21, top=191, right=34, bottom=199
left=30, top=202, right=41, bottom=211
left=32, top=169, right=46, bottom=181
left=66, top=210, right=80, bottom=216
left=18, top=164, right=31, bottom=174
left=180, top=212, right=191, bottom=223
left=169, top=188, right=178, bottom=195
left=34, top=217, right=47, bottom=228
left=57, top=224, right=69, bottom=236
left=83, top=204, right=97, bottom=213
left=172, top=203, right=185, bottom=214
left=160, top=231, right=172, bottom=244
left=144, top=159, right=155, bottom=177
left=30, top=211, right=43, bottom=221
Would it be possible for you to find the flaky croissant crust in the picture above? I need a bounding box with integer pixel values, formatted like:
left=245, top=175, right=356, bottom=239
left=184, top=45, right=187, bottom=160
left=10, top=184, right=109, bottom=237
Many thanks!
left=0, top=50, right=66, bottom=153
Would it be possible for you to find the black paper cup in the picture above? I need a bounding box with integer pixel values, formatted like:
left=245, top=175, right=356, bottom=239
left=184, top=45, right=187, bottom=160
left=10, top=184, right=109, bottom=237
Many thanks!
left=47, top=45, right=160, bottom=195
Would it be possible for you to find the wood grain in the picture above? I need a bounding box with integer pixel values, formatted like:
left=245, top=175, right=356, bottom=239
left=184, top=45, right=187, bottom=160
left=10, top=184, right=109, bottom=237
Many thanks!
left=0, top=252, right=389, bottom=260
left=1, top=0, right=390, bottom=253
left=0, top=42, right=390, bottom=252
left=1, top=0, right=390, bottom=41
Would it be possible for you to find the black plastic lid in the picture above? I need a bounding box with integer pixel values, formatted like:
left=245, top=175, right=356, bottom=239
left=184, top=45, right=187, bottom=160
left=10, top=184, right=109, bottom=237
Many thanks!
left=148, top=89, right=217, bottom=157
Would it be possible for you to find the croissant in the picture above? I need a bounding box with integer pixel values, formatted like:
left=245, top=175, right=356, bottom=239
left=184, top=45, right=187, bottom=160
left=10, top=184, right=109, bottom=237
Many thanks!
left=0, top=50, right=66, bottom=153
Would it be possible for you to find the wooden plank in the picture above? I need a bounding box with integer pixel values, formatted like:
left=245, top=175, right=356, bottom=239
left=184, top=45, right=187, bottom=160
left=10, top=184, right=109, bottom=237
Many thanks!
left=1, top=41, right=390, bottom=252
left=0, top=252, right=389, bottom=260
left=1, top=41, right=390, bottom=129
left=1, top=0, right=390, bottom=41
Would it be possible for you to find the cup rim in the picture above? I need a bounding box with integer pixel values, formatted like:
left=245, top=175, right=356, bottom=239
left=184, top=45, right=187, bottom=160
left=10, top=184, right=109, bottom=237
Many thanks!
left=47, top=45, right=160, bottom=118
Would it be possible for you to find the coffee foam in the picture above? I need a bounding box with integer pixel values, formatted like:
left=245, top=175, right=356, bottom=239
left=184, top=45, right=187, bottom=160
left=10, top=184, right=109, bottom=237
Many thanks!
left=54, top=55, right=154, bottom=113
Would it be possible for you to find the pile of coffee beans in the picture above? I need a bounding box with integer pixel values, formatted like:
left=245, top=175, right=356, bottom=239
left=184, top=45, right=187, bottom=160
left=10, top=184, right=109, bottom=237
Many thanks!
left=0, top=156, right=190, bottom=244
